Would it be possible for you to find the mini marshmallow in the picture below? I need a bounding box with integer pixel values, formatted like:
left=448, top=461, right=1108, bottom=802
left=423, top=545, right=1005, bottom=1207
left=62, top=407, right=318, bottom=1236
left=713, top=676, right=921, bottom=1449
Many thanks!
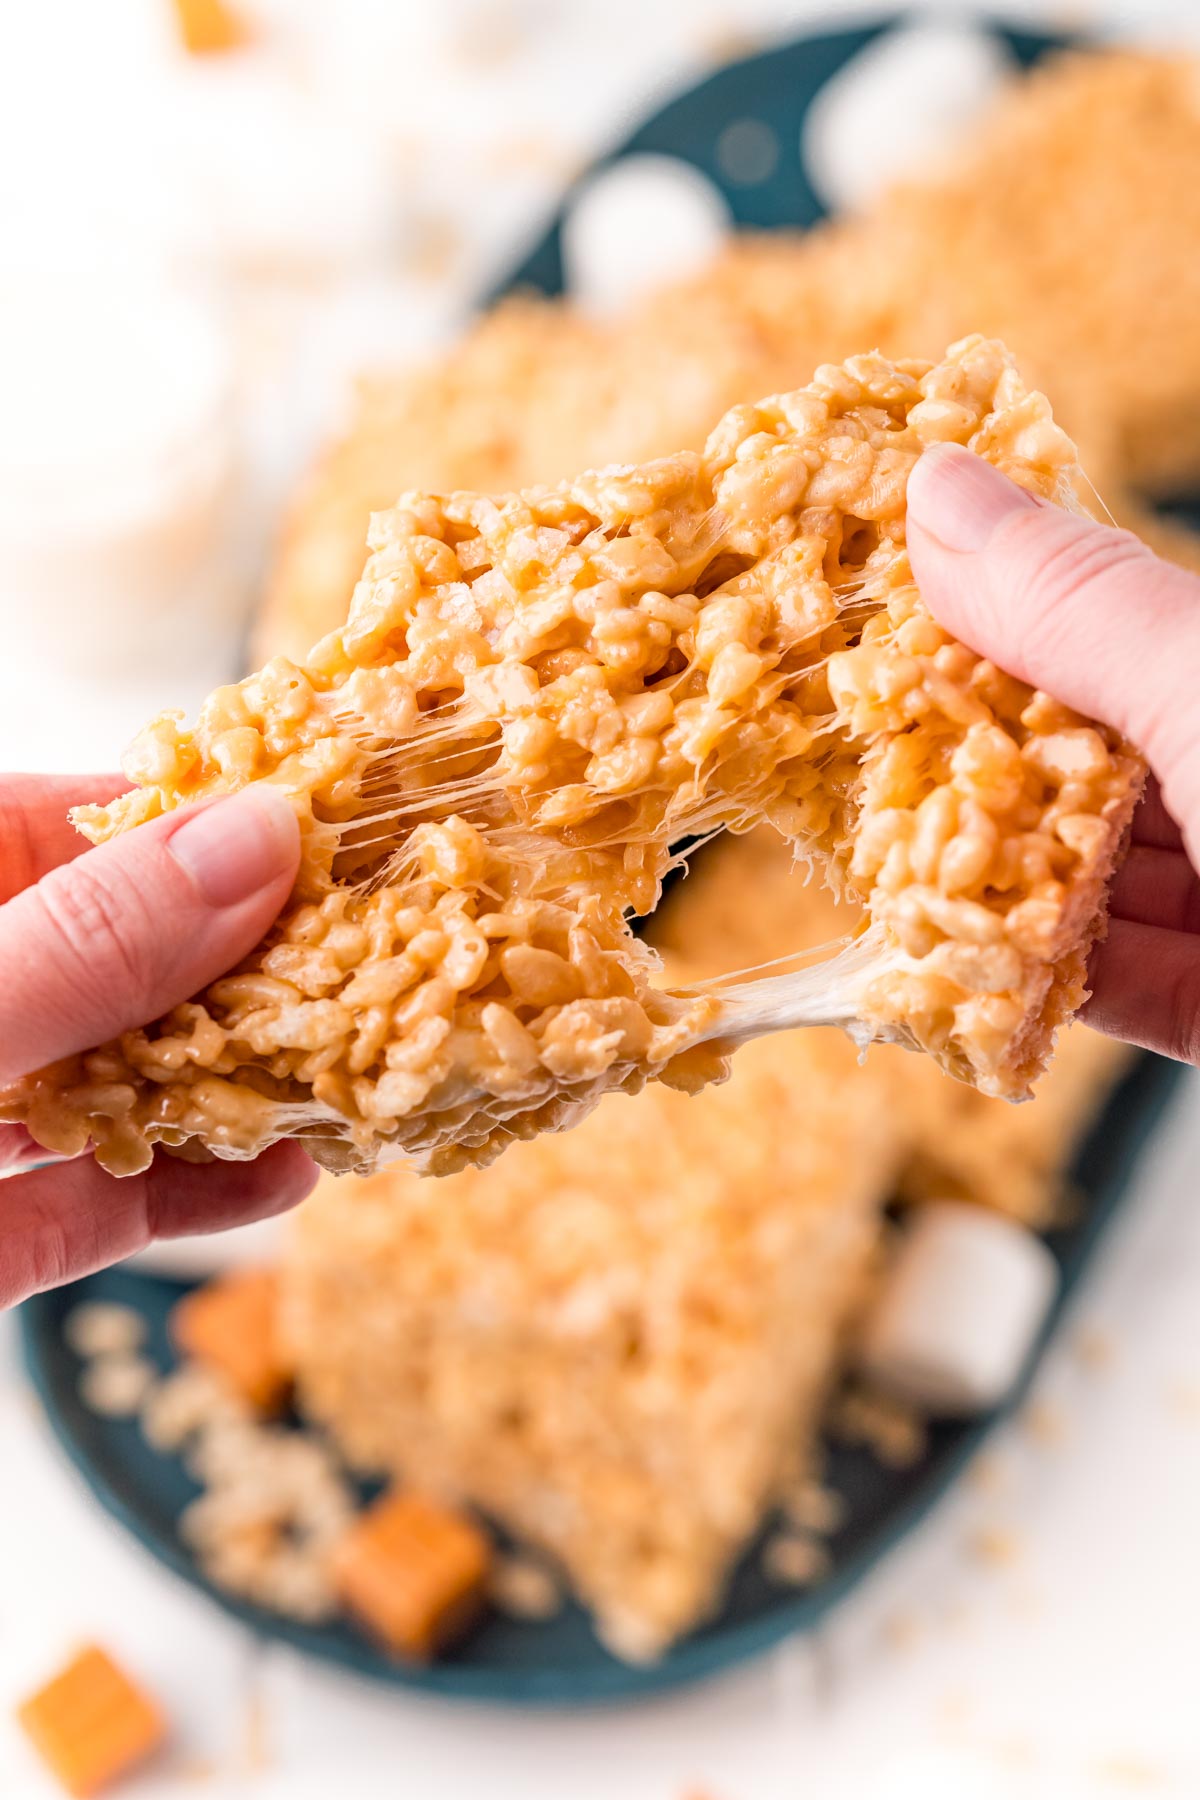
left=803, top=21, right=1012, bottom=214
left=856, top=1201, right=1060, bottom=1416
left=563, top=154, right=730, bottom=316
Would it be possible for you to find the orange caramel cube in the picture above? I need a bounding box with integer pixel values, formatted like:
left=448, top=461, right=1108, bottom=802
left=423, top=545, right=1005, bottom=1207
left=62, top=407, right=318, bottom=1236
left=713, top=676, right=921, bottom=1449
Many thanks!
left=170, top=0, right=251, bottom=55
left=170, top=1269, right=291, bottom=1413
left=17, top=1645, right=166, bottom=1797
left=332, top=1491, right=491, bottom=1659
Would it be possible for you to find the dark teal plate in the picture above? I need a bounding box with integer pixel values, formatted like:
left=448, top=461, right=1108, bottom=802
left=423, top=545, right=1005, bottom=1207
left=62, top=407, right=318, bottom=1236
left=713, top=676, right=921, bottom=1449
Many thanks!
left=484, top=13, right=1081, bottom=300
left=18, top=1051, right=1183, bottom=1704
left=19, top=15, right=1181, bottom=1707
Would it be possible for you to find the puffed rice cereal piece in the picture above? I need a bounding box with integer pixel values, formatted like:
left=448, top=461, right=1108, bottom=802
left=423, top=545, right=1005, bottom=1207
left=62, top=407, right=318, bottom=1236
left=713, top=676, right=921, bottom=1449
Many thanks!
left=0, top=338, right=1144, bottom=1177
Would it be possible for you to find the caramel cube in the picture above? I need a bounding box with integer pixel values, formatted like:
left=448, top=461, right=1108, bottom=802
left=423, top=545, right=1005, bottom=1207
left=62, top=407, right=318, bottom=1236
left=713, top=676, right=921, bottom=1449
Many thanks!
left=170, top=0, right=251, bottom=55
left=332, top=1491, right=491, bottom=1659
left=170, top=1269, right=290, bottom=1413
left=17, top=1645, right=166, bottom=1797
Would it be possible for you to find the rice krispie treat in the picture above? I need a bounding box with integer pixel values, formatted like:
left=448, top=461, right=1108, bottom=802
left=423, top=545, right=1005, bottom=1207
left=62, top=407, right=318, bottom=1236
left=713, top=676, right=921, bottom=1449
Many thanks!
left=281, top=815, right=1128, bottom=1660
left=261, top=53, right=1200, bottom=662
left=0, top=339, right=1144, bottom=1177
left=282, top=1025, right=893, bottom=1662
left=649, top=824, right=1132, bottom=1229
left=870, top=50, right=1200, bottom=499
left=257, top=226, right=892, bottom=666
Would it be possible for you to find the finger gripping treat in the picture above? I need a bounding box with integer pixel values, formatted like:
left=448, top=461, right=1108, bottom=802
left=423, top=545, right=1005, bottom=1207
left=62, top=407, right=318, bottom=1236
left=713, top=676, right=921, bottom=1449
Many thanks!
left=0, top=337, right=1144, bottom=1177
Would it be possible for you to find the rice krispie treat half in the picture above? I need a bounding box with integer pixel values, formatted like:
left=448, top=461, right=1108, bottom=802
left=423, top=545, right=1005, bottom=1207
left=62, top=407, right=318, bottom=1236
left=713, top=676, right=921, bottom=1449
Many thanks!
left=0, top=338, right=1144, bottom=1177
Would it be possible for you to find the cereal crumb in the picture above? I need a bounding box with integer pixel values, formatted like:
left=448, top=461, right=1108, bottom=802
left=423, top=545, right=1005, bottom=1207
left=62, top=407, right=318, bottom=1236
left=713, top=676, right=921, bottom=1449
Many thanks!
left=1162, top=1378, right=1200, bottom=1423
left=993, top=1737, right=1036, bottom=1769
left=761, top=1532, right=830, bottom=1588
left=401, top=215, right=464, bottom=285
left=881, top=1610, right=920, bottom=1652
left=1074, top=1326, right=1115, bottom=1370
left=1022, top=1399, right=1068, bottom=1446
left=966, top=1453, right=1009, bottom=1496
left=79, top=1354, right=157, bottom=1418
left=1005, top=1582, right=1045, bottom=1621
left=65, top=1301, right=146, bottom=1359
left=489, top=1554, right=563, bottom=1622
left=239, top=1682, right=271, bottom=1776
left=1090, top=1755, right=1167, bottom=1789
left=966, top=1525, right=1022, bottom=1568
left=179, top=1418, right=353, bottom=1623
left=694, top=21, right=759, bottom=65
left=939, top=1596, right=976, bottom=1635
left=448, top=4, right=528, bottom=70
left=141, top=1363, right=247, bottom=1453
left=490, top=134, right=578, bottom=179
left=935, top=1688, right=974, bottom=1728
left=173, top=1753, right=219, bottom=1783
left=831, top=1383, right=927, bottom=1468
left=779, top=1478, right=844, bottom=1535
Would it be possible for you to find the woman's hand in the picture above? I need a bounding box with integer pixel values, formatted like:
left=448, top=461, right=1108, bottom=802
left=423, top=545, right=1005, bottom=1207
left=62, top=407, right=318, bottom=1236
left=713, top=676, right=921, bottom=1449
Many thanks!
left=908, top=444, right=1200, bottom=1066
left=0, top=778, right=317, bottom=1307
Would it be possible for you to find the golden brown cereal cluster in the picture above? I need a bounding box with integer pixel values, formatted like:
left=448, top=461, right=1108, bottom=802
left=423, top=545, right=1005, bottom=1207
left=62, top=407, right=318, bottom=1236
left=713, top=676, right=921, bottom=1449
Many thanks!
left=0, top=338, right=1143, bottom=1177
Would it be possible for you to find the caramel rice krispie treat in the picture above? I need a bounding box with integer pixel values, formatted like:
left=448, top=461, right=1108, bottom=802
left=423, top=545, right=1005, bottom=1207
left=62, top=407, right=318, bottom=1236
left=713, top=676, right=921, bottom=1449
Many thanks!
left=0, top=339, right=1144, bottom=1177
left=870, top=50, right=1200, bottom=499
left=283, top=1024, right=893, bottom=1662
left=257, top=224, right=890, bottom=665
left=260, top=53, right=1200, bottom=661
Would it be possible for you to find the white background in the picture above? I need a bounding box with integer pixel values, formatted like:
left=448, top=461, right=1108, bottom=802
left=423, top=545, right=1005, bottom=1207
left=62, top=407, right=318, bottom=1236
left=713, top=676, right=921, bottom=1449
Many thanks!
left=0, top=2, right=1198, bottom=1795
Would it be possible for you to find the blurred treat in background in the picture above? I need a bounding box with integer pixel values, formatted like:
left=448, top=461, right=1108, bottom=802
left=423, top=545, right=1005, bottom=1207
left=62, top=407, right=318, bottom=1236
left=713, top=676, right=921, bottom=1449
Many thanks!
left=800, top=18, right=1017, bottom=213
left=259, top=48, right=1200, bottom=665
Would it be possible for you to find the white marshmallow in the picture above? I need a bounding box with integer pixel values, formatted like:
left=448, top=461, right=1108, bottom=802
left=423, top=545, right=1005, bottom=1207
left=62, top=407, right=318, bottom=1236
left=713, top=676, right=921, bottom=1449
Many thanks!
left=856, top=1201, right=1060, bottom=1416
left=802, top=21, right=1012, bottom=215
left=562, top=154, right=730, bottom=317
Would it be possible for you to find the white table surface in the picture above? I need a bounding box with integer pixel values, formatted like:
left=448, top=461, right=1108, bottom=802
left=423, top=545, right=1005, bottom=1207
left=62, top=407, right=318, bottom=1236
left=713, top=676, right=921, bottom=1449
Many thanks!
left=1, top=1, right=1198, bottom=1794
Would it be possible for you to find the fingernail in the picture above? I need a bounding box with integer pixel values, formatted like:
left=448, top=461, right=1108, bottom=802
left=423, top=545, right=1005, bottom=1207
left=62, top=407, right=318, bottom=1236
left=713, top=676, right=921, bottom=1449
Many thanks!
left=908, top=443, right=1039, bottom=554
left=168, top=786, right=299, bottom=907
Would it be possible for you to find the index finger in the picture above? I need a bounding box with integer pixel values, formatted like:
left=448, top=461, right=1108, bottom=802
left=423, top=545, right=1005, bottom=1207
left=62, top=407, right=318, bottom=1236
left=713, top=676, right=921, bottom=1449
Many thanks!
left=0, top=774, right=128, bottom=904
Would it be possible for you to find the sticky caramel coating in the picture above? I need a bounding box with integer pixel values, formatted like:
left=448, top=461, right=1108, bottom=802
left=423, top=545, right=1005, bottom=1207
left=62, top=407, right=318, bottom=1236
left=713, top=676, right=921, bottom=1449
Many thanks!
left=0, top=338, right=1143, bottom=1176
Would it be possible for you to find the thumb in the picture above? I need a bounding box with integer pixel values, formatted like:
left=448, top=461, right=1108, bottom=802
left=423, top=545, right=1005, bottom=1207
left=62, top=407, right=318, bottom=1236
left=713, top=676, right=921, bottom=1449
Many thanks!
left=0, top=784, right=299, bottom=1086
left=907, top=443, right=1200, bottom=861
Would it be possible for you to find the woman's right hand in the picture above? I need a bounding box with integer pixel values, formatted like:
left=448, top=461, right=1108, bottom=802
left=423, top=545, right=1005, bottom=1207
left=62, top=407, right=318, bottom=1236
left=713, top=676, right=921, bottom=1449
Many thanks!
left=908, top=443, right=1200, bottom=1066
